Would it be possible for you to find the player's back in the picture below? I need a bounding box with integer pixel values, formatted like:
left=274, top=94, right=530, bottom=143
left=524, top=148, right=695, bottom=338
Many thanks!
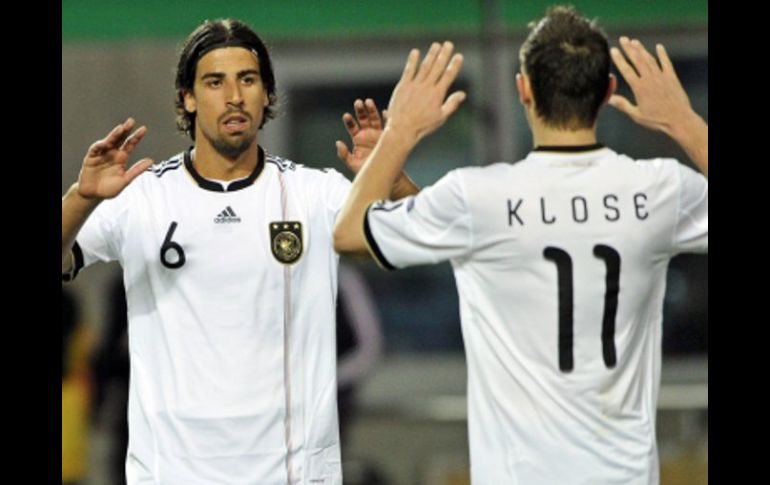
left=453, top=146, right=707, bottom=484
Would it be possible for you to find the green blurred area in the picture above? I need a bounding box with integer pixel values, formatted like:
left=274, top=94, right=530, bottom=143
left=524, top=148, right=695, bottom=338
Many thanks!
left=62, top=0, right=707, bottom=42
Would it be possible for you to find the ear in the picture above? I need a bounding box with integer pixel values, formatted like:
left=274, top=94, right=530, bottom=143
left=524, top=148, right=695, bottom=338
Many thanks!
left=604, top=74, right=617, bottom=104
left=516, top=73, right=532, bottom=106
left=183, top=90, right=197, bottom=114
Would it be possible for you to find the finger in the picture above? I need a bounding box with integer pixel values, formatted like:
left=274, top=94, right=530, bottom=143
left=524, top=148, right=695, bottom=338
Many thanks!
left=120, top=125, right=148, bottom=154
left=354, top=99, right=370, bottom=128
left=342, top=112, right=359, bottom=137
left=104, top=117, right=136, bottom=149
left=428, top=41, right=455, bottom=84
left=607, top=94, right=638, bottom=120
left=441, top=90, right=467, bottom=119
left=416, top=42, right=441, bottom=82
left=631, top=38, right=660, bottom=74
left=124, top=157, right=154, bottom=183
left=365, top=99, right=382, bottom=129
left=335, top=140, right=350, bottom=163
left=437, top=53, right=464, bottom=91
left=621, top=38, right=652, bottom=78
left=656, top=44, right=676, bottom=77
left=86, top=123, right=123, bottom=156
left=610, top=44, right=639, bottom=87
left=401, top=49, right=420, bottom=82
left=87, top=139, right=110, bottom=157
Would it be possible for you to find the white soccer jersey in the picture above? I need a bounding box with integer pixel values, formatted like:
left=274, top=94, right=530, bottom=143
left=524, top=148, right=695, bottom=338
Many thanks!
left=68, top=147, right=349, bottom=485
left=364, top=146, right=708, bottom=484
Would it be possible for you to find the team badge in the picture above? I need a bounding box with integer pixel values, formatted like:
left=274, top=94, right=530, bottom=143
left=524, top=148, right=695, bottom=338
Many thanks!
left=270, top=221, right=303, bottom=264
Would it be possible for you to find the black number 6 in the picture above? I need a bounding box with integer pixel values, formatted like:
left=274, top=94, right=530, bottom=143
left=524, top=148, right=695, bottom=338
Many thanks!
left=160, top=222, right=186, bottom=269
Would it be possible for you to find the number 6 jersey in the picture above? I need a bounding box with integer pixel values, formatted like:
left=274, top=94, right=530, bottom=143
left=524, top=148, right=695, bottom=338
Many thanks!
left=67, top=146, right=350, bottom=485
left=364, top=146, right=707, bottom=485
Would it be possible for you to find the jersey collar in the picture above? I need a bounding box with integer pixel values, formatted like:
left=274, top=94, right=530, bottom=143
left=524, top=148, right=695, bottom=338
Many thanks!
left=532, top=143, right=605, bottom=153
left=183, top=145, right=265, bottom=192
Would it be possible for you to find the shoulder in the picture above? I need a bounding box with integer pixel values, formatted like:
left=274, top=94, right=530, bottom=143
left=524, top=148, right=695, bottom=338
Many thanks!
left=145, top=151, right=186, bottom=179
left=621, top=153, right=705, bottom=185
left=448, top=162, right=523, bottom=187
left=613, top=151, right=682, bottom=174
left=455, top=162, right=518, bottom=177
left=110, top=151, right=186, bottom=204
left=265, top=152, right=350, bottom=185
left=265, top=152, right=299, bottom=173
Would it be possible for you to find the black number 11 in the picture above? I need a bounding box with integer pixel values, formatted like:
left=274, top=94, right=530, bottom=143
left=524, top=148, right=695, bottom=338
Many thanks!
left=543, top=245, right=620, bottom=373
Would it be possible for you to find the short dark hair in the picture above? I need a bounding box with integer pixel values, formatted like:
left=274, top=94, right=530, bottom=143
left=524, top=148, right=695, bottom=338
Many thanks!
left=519, top=5, right=610, bottom=129
left=175, top=19, right=277, bottom=140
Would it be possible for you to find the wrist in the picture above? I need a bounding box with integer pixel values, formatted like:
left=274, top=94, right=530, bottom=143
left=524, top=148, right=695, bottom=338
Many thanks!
left=67, top=183, right=102, bottom=211
left=382, top=123, right=420, bottom=151
left=667, top=109, right=706, bottom=145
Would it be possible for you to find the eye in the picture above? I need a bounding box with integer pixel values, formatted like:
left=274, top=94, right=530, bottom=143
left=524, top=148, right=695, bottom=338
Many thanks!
left=205, top=78, right=222, bottom=88
left=242, top=76, right=258, bottom=86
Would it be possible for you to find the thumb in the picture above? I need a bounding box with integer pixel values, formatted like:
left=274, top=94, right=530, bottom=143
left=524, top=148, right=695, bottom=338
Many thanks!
left=125, top=158, right=155, bottom=183
left=441, top=90, right=467, bottom=119
left=335, top=140, right=349, bottom=163
left=607, top=94, right=638, bottom=119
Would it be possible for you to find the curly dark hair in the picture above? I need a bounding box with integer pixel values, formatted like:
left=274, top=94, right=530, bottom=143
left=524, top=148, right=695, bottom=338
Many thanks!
left=519, top=5, right=610, bottom=130
left=174, top=19, right=277, bottom=140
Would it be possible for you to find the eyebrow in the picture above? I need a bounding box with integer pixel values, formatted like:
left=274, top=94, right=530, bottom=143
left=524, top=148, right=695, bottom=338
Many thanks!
left=237, top=69, right=260, bottom=78
left=200, top=69, right=260, bottom=81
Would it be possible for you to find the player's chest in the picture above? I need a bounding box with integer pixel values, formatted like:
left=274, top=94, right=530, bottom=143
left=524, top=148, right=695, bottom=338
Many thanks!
left=126, top=189, right=322, bottom=272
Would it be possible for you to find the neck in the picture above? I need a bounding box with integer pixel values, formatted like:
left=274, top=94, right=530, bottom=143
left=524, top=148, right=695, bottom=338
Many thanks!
left=192, top=135, right=260, bottom=181
left=529, top=115, right=598, bottom=148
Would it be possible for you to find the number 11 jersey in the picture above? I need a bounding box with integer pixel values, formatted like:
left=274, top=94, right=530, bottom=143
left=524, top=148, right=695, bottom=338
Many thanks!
left=364, top=146, right=708, bottom=484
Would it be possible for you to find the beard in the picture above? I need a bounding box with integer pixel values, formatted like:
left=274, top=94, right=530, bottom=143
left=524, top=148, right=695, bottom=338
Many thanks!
left=198, top=110, right=260, bottom=159
left=209, top=134, right=255, bottom=159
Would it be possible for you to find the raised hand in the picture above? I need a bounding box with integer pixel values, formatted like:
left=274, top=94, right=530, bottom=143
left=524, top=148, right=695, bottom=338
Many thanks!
left=336, top=98, right=387, bottom=174
left=78, top=117, right=155, bottom=200
left=609, top=37, right=694, bottom=135
left=386, top=41, right=465, bottom=143
left=609, top=36, right=707, bottom=175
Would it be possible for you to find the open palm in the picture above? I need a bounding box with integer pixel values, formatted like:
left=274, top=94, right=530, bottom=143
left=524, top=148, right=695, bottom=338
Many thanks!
left=78, top=118, right=154, bottom=199
left=335, top=99, right=386, bottom=174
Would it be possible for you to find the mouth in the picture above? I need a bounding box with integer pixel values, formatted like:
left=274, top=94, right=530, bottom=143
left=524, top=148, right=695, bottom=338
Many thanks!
left=221, top=113, right=251, bottom=132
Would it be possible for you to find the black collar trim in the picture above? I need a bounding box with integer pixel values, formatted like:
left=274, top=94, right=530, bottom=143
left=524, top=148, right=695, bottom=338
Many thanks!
left=184, top=146, right=265, bottom=192
left=532, top=143, right=605, bottom=153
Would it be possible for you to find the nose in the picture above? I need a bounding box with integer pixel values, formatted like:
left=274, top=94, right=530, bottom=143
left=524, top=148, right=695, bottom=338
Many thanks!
left=225, top=79, right=244, bottom=108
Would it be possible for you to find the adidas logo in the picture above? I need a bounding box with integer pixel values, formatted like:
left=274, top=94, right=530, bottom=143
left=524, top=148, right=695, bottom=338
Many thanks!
left=214, top=206, right=242, bottom=224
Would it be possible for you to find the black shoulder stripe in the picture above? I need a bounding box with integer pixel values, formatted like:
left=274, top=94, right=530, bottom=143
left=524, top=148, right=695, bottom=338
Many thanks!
left=155, top=163, right=183, bottom=177
left=364, top=205, right=396, bottom=271
left=266, top=155, right=297, bottom=172
left=148, top=156, right=183, bottom=170
left=149, top=159, right=183, bottom=178
left=371, top=200, right=403, bottom=212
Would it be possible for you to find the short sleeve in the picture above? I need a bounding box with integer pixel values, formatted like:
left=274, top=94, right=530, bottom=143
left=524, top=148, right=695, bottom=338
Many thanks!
left=364, top=169, right=472, bottom=270
left=672, top=163, right=708, bottom=254
left=63, top=192, right=130, bottom=281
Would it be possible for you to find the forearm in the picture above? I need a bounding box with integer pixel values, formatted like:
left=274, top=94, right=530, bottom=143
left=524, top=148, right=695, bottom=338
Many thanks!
left=62, top=183, right=100, bottom=271
left=669, top=111, right=708, bottom=177
left=335, top=126, right=418, bottom=253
